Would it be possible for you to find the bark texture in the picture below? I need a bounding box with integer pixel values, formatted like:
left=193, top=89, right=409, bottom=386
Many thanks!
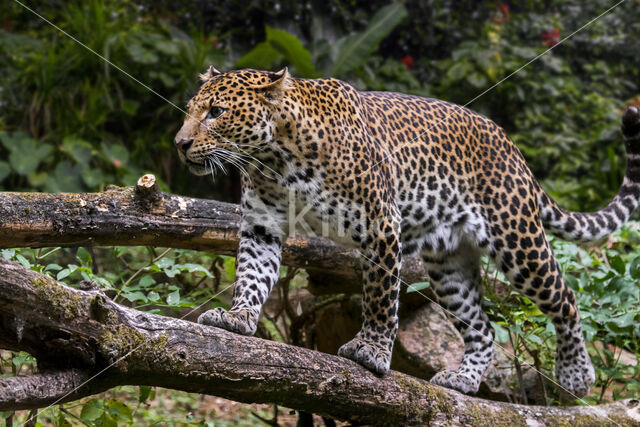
left=0, top=182, right=427, bottom=294
left=1, top=259, right=639, bottom=426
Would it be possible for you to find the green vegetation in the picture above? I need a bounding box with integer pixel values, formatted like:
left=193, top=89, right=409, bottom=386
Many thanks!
left=484, top=224, right=640, bottom=405
left=1, top=0, right=639, bottom=424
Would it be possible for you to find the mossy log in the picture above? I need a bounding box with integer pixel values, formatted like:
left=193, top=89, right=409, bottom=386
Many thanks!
left=0, top=175, right=427, bottom=295
left=1, top=259, right=639, bottom=426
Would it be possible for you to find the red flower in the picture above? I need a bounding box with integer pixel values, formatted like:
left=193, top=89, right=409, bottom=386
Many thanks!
left=542, top=28, right=560, bottom=47
left=400, top=55, right=414, bottom=71
left=498, top=3, right=510, bottom=17
left=492, top=3, right=510, bottom=24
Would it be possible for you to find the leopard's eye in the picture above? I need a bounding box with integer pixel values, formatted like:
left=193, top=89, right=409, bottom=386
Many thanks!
left=206, top=106, right=226, bottom=120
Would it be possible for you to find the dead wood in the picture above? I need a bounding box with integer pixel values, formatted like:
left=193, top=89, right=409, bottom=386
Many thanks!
left=1, top=259, right=638, bottom=426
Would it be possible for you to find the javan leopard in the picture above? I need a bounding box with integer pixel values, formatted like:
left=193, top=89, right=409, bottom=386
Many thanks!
left=174, top=66, right=640, bottom=397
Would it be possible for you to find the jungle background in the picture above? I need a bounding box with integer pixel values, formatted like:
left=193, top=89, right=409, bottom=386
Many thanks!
left=1, top=0, right=640, bottom=425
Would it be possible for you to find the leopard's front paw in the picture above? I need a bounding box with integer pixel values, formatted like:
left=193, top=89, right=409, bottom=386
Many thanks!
left=430, top=369, right=480, bottom=394
left=197, top=307, right=257, bottom=335
left=338, top=337, right=391, bottom=374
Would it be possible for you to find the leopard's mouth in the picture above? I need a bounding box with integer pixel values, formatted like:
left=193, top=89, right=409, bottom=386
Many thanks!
left=184, top=157, right=211, bottom=176
left=176, top=148, right=210, bottom=176
left=188, top=161, right=211, bottom=176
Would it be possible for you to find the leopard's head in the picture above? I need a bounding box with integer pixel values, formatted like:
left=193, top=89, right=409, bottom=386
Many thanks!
left=174, top=66, right=293, bottom=176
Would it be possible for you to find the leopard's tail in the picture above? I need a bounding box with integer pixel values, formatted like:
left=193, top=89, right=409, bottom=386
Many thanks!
left=537, top=106, right=640, bottom=242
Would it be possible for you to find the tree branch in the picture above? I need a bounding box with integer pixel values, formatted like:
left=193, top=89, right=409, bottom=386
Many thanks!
left=1, top=259, right=638, bottom=425
left=0, top=176, right=427, bottom=294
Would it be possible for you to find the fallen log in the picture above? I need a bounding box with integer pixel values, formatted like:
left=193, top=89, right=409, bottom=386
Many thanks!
left=1, top=259, right=639, bottom=425
left=0, top=175, right=427, bottom=294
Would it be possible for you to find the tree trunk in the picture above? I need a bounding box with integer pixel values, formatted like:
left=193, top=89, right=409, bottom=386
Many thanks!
left=1, top=259, right=639, bottom=426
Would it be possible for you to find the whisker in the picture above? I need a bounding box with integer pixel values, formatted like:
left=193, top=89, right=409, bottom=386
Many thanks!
left=205, top=158, right=216, bottom=182
left=213, top=149, right=252, bottom=181
left=232, top=148, right=283, bottom=180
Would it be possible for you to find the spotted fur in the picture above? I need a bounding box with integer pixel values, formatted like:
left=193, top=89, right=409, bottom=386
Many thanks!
left=175, top=66, right=640, bottom=397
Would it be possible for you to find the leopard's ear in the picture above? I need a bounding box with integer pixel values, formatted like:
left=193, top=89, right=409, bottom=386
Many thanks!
left=199, top=65, right=222, bottom=82
left=253, top=67, right=294, bottom=104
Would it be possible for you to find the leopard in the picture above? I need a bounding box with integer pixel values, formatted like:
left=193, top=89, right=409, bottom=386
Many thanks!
left=174, top=66, right=640, bottom=397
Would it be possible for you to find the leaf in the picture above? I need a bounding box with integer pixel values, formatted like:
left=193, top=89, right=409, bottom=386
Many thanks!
left=491, top=321, right=510, bottom=343
left=106, top=400, right=133, bottom=422
left=613, top=311, right=636, bottom=328
left=80, top=398, right=104, bottom=421
left=177, top=263, right=213, bottom=277
left=44, top=263, right=62, bottom=271
left=120, top=99, right=140, bottom=115
left=62, top=137, right=93, bottom=164
left=155, top=39, right=181, bottom=56
left=0, top=131, right=28, bottom=152
left=331, top=3, right=407, bottom=76
left=407, top=281, right=430, bottom=293
left=15, top=254, right=31, bottom=269
left=0, top=161, right=10, bottom=182
left=610, top=255, right=627, bottom=275
left=166, top=289, right=180, bottom=306
left=12, top=352, right=35, bottom=366
left=44, top=161, right=84, bottom=193
left=223, top=257, right=236, bottom=282
left=466, top=72, right=487, bottom=88
left=147, top=291, right=160, bottom=302
left=137, top=274, right=156, bottom=288
left=27, top=171, right=49, bottom=188
left=630, top=256, right=640, bottom=280
left=265, top=27, right=318, bottom=78
left=57, top=264, right=78, bottom=280
left=126, top=39, right=158, bottom=64
left=163, top=265, right=179, bottom=278
left=76, top=247, right=92, bottom=266
left=81, top=166, right=105, bottom=189
left=1, top=249, right=15, bottom=260
left=236, top=41, right=282, bottom=70
left=101, top=142, right=130, bottom=166
left=446, top=61, right=472, bottom=81
left=57, top=411, right=73, bottom=427
left=122, top=291, right=148, bottom=303
left=138, top=385, right=152, bottom=404
left=153, top=257, right=174, bottom=270
left=8, top=137, right=52, bottom=176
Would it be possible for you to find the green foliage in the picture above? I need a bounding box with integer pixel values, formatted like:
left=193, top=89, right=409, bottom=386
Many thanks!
left=237, top=27, right=319, bottom=78
left=553, top=227, right=640, bottom=403
left=1, top=0, right=228, bottom=194
left=329, top=3, right=407, bottom=77
left=407, top=281, right=430, bottom=293
left=484, top=225, right=640, bottom=404
left=422, top=1, right=639, bottom=211
left=236, top=3, right=408, bottom=80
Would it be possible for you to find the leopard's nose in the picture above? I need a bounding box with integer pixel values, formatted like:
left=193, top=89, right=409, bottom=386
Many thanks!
left=175, top=138, right=193, bottom=153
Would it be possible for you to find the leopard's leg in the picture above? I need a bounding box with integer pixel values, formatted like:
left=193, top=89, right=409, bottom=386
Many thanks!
left=423, top=245, right=494, bottom=394
left=338, top=223, right=402, bottom=374
left=198, top=178, right=285, bottom=335
left=490, top=225, right=595, bottom=397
